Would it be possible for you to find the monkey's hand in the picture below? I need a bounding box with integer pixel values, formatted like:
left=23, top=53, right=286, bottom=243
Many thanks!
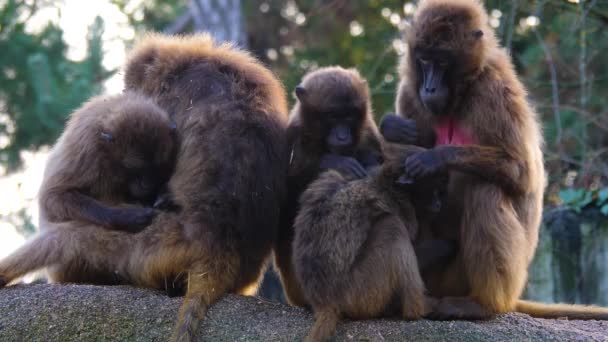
left=404, top=149, right=446, bottom=180
left=320, top=154, right=367, bottom=179
left=108, top=207, right=156, bottom=232
left=380, top=113, right=417, bottom=144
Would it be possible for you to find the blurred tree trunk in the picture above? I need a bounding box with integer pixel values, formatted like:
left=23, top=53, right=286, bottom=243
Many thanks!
left=165, top=0, right=245, bottom=47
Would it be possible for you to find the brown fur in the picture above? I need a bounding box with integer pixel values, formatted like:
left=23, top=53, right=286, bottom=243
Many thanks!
left=396, top=0, right=608, bottom=320
left=0, top=33, right=290, bottom=342
left=39, top=91, right=177, bottom=235
left=293, top=144, right=448, bottom=342
left=274, top=66, right=383, bottom=307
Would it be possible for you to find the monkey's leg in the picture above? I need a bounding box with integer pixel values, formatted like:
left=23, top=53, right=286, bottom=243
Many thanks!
left=0, top=225, right=129, bottom=286
left=347, top=216, right=426, bottom=320
left=0, top=232, right=60, bottom=285
left=171, top=254, right=239, bottom=342
left=433, top=182, right=528, bottom=319
left=389, top=220, right=428, bottom=319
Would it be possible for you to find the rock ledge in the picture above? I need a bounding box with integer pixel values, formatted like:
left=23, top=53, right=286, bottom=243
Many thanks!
left=0, top=284, right=607, bottom=341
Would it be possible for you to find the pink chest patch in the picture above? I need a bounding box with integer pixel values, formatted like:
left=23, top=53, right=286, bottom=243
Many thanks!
left=434, top=117, right=476, bottom=146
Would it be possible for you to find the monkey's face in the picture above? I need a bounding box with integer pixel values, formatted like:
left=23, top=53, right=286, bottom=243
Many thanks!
left=123, top=131, right=177, bottom=204
left=410, top=4, right=486, bottom=116
left=299, top=98, right=366, bottom=155
left=414, top=49, right=453, bottom=116
left=101, top=110, right=178, bottom=205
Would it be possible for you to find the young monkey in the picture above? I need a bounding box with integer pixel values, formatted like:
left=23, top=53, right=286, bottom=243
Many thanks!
left=293, top=143, right=454, bottom=342
left=275, top=66, right=384, bottom=306
left=38, top=91, right=178, bottom=233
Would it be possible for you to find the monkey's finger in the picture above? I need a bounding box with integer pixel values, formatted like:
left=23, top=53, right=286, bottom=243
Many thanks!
left=350, top=164, right=367, bottom=178
left=397, top=127, right=416, bottom=137
left=343, top=158, right=367, bottom=178
left=404, top=156, right=420, bottom=172
left=405, top=161, right=424, bottom=179
left=399, top=129, right=418, bottom=143
left=395, top=174, right=414, bottom=185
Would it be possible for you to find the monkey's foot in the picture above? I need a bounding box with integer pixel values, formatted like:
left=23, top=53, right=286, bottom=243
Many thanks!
left=0, top=275, right=7, bottom=288
left=426, top=297, right=492, bottom=320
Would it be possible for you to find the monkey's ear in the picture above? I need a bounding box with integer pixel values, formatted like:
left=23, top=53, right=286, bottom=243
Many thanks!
left=294, top=85, right=307, bottom=101
left=472, top=29, right=484, bottom=39
left=100, top=132, right=114, bottom=142
left=124, top=48, right=158, bottom=89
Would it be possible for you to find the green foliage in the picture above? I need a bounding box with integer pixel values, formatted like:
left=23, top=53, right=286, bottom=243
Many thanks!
left=0, top=1, right=112, bottom=172
left=111, top=0, right=188, bottom=33
left=484, top=1, right=608, bottom=188
left=559, top=187, right=608, bottom=215
left=245, top=1, right=404, bottom=120
left=0, top=208, right=36, bottom=237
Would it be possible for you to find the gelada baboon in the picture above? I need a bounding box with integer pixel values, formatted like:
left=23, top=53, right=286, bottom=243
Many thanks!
left=38, top=91, right=177, bottom=235
left=382, top=0, right=608, bottom=319
left=274, top=66, right=383, bottom=306
left=293, top=143, right=453, bottom=342
left=0, top=33, right=290, bottom=341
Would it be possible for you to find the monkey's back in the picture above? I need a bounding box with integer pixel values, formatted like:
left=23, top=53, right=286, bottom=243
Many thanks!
left=293, top=170, right=393, bottom=303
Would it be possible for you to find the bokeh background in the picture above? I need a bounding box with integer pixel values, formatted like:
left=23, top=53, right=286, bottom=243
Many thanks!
left=0, top=0, right=606, bottom=305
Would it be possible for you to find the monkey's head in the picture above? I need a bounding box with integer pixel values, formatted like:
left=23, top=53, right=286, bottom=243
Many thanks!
left=98, top=93, right=177, bottom=203
left=294, top=66, right=371, bottom=155
left=124, top=33, right=288, bottom=117
left=406, top=0, right=493, bottom=115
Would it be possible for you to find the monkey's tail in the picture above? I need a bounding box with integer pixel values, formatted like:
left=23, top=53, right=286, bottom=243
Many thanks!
left=306, top=307, right=340, bottom=342
left=171, top=294, right=210, bottom=342
left=515, top=299, right=608, bottom=320
left=171, top=262, right=237, bottom=342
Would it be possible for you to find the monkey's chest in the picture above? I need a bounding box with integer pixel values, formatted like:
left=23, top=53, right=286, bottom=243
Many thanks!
left=434, top=117, right=475, bottom=146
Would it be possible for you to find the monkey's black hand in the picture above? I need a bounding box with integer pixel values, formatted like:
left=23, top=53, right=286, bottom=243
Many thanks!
left=109, top=207, right=156, bottom=232
left=404, top=149, right=445, bottom=179
left=320, top=154, right=367, bottom=179
left=380, top=113, right=417, bottom=144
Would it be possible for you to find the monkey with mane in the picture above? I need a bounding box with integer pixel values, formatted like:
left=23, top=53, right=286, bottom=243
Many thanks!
left=381, top=0, right=608, bottom=320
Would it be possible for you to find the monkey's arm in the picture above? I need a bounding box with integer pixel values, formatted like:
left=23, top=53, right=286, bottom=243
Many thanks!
left=41, top=190, right=155, bottom=232
left=394, top=89, right=436, bottom=147
left=356, top=135, right=384, bottom=170
left=380, top=113, right=418, bottom=144
left=404, top=145, right=525, bottom=196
